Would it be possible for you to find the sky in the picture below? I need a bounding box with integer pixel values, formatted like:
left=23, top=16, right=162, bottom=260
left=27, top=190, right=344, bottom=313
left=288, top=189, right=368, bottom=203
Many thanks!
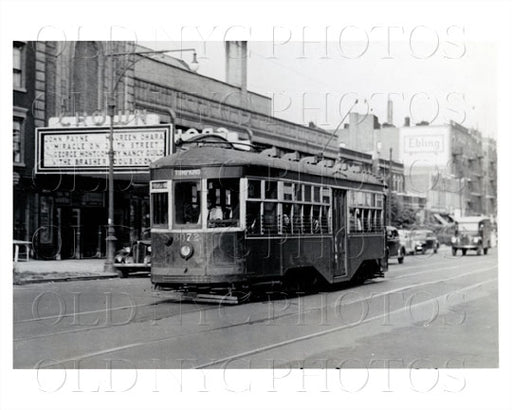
left=141, top=40, right=497, bottom=139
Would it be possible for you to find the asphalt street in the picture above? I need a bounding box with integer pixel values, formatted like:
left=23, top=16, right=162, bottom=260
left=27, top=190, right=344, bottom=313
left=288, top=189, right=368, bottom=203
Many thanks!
left=13, top=247, right=498, bottom=370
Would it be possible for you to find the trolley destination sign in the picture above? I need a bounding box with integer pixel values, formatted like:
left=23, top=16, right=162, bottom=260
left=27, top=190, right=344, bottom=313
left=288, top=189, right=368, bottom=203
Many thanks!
left=35, top=124, right=173, bottom=174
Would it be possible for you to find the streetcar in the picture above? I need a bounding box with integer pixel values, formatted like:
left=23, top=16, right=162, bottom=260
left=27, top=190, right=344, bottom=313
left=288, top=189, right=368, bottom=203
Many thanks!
left=149, top=134, right=388, bottom=303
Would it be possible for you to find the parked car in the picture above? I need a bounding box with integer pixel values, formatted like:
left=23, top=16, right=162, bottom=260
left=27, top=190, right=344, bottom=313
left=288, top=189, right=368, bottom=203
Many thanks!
left=411, top=229, right=439, bottom=254
left=114, top=239, right=151, bottom=278
left=398, top=229, right=416, bottom=255
left=451, top=216, right=492, bottom=256
left=386, top=226, right=405, bottom=264
left=436, top=223, right=456, bottom=246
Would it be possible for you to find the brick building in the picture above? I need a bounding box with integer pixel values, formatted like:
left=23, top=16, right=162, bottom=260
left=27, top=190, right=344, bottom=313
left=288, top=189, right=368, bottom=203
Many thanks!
left=399, top=121, right=496, bottom=217
left=336, top=106, right=496, bottom=218
left=13, top=41, right=360, bottom=259
left=13, top=42, right=39, bottom=244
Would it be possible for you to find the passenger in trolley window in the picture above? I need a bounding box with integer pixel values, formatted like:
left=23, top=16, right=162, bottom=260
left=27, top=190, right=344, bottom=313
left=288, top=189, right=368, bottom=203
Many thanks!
left=282, top=213, right=291, bottom=233
left=184, top=203, right=200, bottom=224
left=207, top=195, right=224, bottom=221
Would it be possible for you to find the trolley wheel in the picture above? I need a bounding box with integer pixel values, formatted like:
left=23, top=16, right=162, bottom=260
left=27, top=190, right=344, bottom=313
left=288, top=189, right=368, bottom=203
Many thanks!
left=118, top=268, right=128, bottom=278
left=462, top=249, right=467, bottom=256
left=284, top=272, right=314, bottom=296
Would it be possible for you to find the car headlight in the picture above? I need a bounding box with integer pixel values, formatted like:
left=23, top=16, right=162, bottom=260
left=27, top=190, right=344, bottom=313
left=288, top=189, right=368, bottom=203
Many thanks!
left=180, top=243, right=194, bottom=260
left=473, top=237, right=481, bottom=244
left=451, top=236, right=457, bottom=243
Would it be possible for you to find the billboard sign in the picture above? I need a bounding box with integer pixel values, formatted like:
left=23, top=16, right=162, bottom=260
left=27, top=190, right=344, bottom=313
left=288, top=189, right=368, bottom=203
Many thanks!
left=399, top=126, right=450, bottom=170
left=36, top=124, right=172, bottom=174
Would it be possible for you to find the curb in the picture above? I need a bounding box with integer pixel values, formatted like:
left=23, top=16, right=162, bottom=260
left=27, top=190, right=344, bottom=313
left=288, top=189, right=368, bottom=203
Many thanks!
left=13, top=273, right=118, bottom=285
left=13, top=271, right=150, bottom=285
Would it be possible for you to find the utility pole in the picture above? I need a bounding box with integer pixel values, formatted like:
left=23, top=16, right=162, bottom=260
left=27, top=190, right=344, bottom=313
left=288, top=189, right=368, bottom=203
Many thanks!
left=103, top=46, right=199, bottom=274
left=388, top=147, right=393, bottom=226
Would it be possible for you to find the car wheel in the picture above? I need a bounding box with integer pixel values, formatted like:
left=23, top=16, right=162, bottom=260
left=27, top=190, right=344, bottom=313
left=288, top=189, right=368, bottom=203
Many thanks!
left=484, top=247, right=488, bottom=255
left=476, top=246, right=482, bottom=256
left=452, top=248, right=457, bottom=256
left=462, top=249, right=467, bottom=256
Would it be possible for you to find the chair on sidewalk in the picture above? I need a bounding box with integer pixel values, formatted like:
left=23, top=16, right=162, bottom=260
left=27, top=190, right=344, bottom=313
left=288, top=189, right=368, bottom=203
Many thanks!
left=13, top=240, right=31, bottom=262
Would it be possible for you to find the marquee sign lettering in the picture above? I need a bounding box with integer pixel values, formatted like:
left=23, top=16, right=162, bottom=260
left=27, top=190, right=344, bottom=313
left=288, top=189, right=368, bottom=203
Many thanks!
left=35, top=124, right=173, bottom=174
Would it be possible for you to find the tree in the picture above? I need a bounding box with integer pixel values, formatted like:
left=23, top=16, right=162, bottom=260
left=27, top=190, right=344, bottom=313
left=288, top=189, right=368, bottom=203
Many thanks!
left=390, top=193, right=417, bottom=228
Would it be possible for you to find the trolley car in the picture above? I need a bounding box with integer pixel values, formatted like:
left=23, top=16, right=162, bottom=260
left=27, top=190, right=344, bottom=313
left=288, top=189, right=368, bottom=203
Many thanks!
left=149, top=135, right=387, bottom=303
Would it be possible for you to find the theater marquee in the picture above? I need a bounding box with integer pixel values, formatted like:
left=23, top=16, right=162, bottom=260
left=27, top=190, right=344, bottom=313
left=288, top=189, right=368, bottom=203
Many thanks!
left=35, top=124, right=173, bottom=174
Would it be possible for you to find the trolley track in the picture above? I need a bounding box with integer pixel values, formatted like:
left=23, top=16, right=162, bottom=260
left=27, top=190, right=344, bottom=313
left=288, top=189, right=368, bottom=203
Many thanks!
left=14, top=256, right=493, bottom=343
left=23, top=260, right=497, bottom=369
left=195, top=277, right=497, bottom=369
left=14, top=255, right=495, bottom=343
left=14, top=250, right=489, bottom=325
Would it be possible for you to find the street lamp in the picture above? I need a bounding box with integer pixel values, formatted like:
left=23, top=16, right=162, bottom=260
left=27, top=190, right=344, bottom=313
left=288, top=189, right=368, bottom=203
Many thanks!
left=103, top=46, right=199, bottom=273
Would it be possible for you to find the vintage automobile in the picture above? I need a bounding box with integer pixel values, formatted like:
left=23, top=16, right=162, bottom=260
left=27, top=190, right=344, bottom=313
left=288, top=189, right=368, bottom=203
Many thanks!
left=451, top=216, right=492, bottom=256
left=386, top=226, right=405, bottom=264
left=411, top=229, right=439, bottom=254
left=114, top=239, right=151, bottom=278
left=398, top=229, right=416, bottom=255
left=436, top=223, right=457, bottom=246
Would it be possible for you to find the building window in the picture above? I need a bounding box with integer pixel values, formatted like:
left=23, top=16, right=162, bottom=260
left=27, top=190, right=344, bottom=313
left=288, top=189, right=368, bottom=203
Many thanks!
left=13, top=117, right=23, bottom=164
left=12, top=43, right=23, bottom=88
left=13, top=42, right=25, bottom=90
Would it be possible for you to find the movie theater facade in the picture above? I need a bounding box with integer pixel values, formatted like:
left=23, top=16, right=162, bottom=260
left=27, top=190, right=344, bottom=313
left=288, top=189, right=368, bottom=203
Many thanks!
left=15, top=41, right=341, bottom=259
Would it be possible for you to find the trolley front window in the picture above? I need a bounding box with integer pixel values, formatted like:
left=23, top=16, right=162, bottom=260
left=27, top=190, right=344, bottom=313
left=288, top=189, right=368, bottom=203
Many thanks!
left=174, top=180, right=201, bottom=227
left=152, top=192, right=169, bottom=227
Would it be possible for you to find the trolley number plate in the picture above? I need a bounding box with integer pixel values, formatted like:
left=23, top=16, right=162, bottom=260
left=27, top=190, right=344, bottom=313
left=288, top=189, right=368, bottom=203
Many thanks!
left=180, top=233, right=200, bottom=242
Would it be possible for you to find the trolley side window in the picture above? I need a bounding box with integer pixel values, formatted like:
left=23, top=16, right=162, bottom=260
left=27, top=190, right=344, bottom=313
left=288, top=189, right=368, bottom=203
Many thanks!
left=174, top=181, right=201, bottom=226
left=246, top=179, right=332, bottom=236
left=152, top=192, right=169, bottom=228
left=348, top=191, right=384, bottom=233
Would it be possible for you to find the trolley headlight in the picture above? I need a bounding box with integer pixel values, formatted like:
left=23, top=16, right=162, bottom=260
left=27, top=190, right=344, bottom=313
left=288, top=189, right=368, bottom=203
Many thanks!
left=180, top=243, right=194, bottom=260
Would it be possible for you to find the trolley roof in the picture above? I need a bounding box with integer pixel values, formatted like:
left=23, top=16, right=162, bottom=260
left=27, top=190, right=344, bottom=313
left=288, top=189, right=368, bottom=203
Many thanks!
left=151, top=143, right=384, bottom=187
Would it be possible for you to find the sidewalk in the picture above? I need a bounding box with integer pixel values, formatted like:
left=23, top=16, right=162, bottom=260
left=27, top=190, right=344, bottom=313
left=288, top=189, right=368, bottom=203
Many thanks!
left=13, top=259, right=119, bottom=285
